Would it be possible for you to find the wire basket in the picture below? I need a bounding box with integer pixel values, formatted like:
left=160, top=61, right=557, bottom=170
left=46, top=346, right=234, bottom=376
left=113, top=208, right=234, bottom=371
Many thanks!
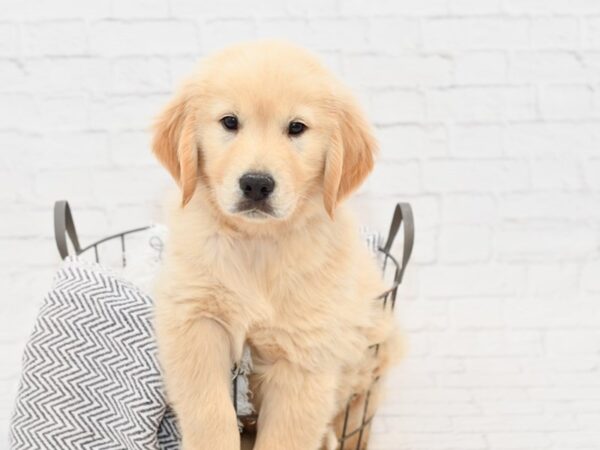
left=53, top=200, right=414, bottom=450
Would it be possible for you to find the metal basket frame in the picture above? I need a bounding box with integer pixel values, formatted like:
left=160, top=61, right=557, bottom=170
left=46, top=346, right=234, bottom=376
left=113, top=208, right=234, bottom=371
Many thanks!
left=53, top=200, right=414, bottom=450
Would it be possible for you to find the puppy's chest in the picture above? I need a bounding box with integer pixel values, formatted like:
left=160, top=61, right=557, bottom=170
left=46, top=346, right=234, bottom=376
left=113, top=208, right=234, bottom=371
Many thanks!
left=218, top=238, right=342, bottom=363
left=240, top=271, right=332, bottom=365
left=223, top=242, right=321, bottom=309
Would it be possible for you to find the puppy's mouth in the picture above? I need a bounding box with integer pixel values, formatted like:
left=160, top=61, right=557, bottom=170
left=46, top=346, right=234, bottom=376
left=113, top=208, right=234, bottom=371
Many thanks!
left=235, top=200, right=275, bottom=219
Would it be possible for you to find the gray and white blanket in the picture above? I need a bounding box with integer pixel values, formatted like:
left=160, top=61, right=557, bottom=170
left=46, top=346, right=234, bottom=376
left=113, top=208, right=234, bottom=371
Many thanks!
left=9, top=258, right=181, bottom=450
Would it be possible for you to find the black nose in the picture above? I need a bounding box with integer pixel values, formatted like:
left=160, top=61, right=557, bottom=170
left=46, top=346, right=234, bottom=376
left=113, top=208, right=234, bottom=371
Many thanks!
left=239, top=172, right=275, bottom=201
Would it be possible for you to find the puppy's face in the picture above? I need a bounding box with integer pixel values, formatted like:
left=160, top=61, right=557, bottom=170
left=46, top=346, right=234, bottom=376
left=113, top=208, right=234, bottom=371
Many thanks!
left=153, top=41, right=376, bottom=229
left=197, top=65, right=334, bottom=222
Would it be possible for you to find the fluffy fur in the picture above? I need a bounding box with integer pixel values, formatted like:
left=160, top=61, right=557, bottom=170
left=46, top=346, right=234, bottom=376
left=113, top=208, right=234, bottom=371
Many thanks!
left=152, top=41, right=401, bottom=450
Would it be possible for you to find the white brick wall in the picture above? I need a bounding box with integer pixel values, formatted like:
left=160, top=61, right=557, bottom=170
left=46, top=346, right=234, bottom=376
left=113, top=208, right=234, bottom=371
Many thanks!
left=1, top=1, right=599, bottom=448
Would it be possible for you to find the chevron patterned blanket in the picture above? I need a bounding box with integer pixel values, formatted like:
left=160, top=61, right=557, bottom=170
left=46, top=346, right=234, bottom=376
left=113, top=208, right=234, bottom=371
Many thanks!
left=9, top=258, right=181, bottom=449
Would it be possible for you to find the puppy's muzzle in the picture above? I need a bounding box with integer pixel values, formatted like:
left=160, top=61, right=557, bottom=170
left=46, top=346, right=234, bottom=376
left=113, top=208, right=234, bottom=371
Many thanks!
left=239, top=172, right=275, bottom=201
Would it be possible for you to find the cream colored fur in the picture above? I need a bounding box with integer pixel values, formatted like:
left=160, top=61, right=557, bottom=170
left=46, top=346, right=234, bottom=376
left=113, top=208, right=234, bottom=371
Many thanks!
left=152, top=41, right=401, bottom=450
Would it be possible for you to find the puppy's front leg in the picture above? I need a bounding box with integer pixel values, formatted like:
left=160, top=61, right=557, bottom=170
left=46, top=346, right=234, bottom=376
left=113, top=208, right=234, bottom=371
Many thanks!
left=157, top=316, right=240, bottom=450
left=254, top=360, right=337, bottom=450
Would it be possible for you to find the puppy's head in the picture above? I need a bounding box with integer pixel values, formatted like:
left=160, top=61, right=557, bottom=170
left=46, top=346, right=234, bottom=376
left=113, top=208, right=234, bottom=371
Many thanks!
left=153, top=41, right=376, bottom=227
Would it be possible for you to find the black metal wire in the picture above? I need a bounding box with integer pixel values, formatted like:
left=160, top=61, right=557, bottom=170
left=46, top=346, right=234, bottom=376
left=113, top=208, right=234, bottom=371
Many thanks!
left=232, top=363, right=239, bottom=414
left=78, top=227, right=150, bottom=258
left=120, top=234, right=127, bottom=267
left=339, top=395, right=354, bottom=450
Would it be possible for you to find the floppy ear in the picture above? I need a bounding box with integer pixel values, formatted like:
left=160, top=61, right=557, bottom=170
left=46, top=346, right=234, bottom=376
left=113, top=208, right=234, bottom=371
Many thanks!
left=323, top=95, right=377, bottom=218
left=152, top=92, right=199, bottom=207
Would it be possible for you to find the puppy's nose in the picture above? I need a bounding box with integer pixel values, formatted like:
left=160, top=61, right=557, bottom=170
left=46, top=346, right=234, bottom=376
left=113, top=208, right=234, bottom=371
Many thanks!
left=239, top=172, right=275, bottom=201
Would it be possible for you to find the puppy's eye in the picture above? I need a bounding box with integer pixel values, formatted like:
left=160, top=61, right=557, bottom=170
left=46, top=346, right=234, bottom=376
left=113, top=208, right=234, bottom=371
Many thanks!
left=220, top=115, right=239, bottom=131
left=288, top=121, right=307, bottom=136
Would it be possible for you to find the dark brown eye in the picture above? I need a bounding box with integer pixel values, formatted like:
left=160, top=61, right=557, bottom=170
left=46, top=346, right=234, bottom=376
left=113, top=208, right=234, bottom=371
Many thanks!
left=221, top=115, right=238, bottom=131
left=288, top=121, right=306, bottom=136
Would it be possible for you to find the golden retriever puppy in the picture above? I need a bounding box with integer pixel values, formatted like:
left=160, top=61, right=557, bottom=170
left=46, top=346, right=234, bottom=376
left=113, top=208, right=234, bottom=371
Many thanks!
left=152, top=41, right=400, bottom=450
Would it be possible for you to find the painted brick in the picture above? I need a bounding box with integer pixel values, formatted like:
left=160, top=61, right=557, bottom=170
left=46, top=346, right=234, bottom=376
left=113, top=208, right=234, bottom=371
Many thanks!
left=504, top=0, right=600, bottom=14
left=112, top=0, right=169, bottom=18
left=546, top=331, right=600, bottom=355
left=372, top=432, right=487, bottom=450
left=540, top=85, right=594, bottom=120
left=443, top=194, right=497, bottom=226
left=0, top=94, right=40, bottom=131
left=423, top=18, right=529, bottom=50
left=90, top=21, right=198, bottom=56
left=369, top=18, right=420, bottom=51
left=499, top=192, right=600, bottom=221
left=582, top=261, right=600, bottom=292
left=495, top=226, right=597, bottom=261
left=455, top=52, right=508, bottom=85
left=305, top=18, right=370, bottom=51
left=91, top=167, right=169, bottom=204
left=450, top=124, right=504, bottom=158
left=109, top=131, right=155, bottom=167
left=22, top=57, right=111, bottom=95
left=110, top=57, right=171, bottom=93
left=431, top=330, right=543, bottom=358
left=505, top=122, right=600, bottom=158
left=585, top=159, right=600, bottom=189
left=504, top=298, right=599, bottom=329
left=201, top=19, right=257, bottom=53
left=422, top=160, right=529, bottom=193
left=341, top=0, right=449, bottom=15
left=505, top=122, right=600, bottom=161
left=344, top=54, right=453, bottom=88
left=532, top=17, right=580, bottom=49
left=0, top=23, right=19, bottom=57
left=40, top=95, right=89, bottom=131
left=23, top=21, right=88, bottom=56
left=378, top=124, right=448, bottom=160
left=426, top=86, right=537, bottom=122
left=0, top=60, right=28, bottom=93
left=530, top=159, right=585, bottom=190
left=36, top=132, right=111, bottom=169
left=370, top=89, right=426, bottom=124
left=510, top=52, right=587, bottom=83
left=286, top=0, right=338, bottom=16
left=170, top=0, right=288, bottom=18
left=583, top=17, right=600, bottom=48
left=451, top=298, right=505, bottom=328
left=439, top=225, right=492, bottom=262
left=367, top=161, right=422, bottom=195
left=3, top=0, right=111, bottom=20
left=33, top=168, right=96, bottom=206
left=89, top=94, right=169, bottom=130
left=449, top=0, right=502, bottom=15
left=524, top=263, right=581, bottom=298
left=419, top=264, right=525, bottom=298
left=486, top=432, right=551, bottom=449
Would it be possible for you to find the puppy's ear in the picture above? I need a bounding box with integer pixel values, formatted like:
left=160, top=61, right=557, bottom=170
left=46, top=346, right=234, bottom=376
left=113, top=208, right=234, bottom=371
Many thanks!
left=323, top=94, right=376, bottom=218
left=152, top=91, right=199, bottom=207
